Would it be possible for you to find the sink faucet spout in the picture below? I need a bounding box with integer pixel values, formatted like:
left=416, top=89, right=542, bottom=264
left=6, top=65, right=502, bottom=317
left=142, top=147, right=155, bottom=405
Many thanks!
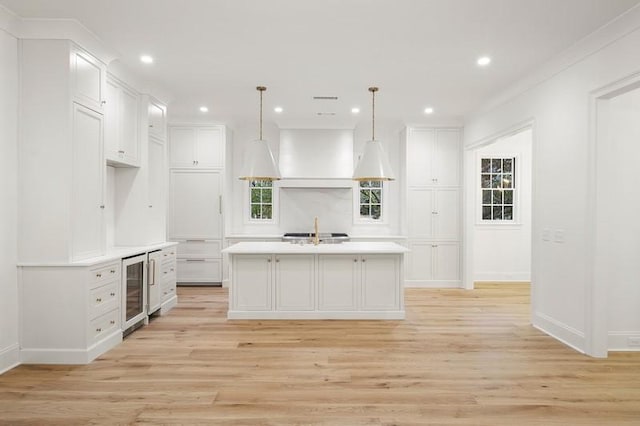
left=313, top=217, right=319, bottom=245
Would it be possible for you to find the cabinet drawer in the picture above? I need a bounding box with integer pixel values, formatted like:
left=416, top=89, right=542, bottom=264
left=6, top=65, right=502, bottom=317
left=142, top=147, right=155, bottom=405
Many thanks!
left=161, top=247, right=177, bottom=260
left=88, top=280, right=119, bottom=319
left=89, top=308, right=120, bottom=344
left=177, top=240, right=221, bottom=258
left=162, top=279, right=177, bottom=301
left=177, top=258, right=221, bottom=283
left=89, top=262, right=120, bottom=289
left=161, top=260, right=177, bottom=281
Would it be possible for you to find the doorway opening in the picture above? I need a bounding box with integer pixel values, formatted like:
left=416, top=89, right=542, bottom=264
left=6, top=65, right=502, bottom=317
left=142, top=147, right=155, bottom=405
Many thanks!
left=464, top=125, right=533, bottom=295
left=590, top=79, right=640, bottom=356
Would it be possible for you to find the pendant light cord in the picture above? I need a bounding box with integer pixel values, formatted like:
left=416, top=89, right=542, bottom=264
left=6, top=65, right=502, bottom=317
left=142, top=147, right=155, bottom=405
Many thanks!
left=369, top=87, right=378, bottom=141
left=259, top=88, right=263, bottom=141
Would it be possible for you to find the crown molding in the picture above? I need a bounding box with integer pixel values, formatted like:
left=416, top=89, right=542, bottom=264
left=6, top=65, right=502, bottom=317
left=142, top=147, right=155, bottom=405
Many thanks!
left=470, top=3, right=640, bottom=118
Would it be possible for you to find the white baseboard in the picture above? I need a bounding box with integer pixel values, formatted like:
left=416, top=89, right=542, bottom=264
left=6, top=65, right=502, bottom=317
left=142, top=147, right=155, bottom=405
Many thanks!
left=221, top=279, right=229, bottom=288
left=21, top=330, right=122, bottom=365
left=474, top=272, right=531, bottom=281
left=227, top=310, right=405, bottom=320
left=533, top=311, right=586, bottom=353
left=160, top=295, right=178, bottom=315
left=608, top=331, right=640, bottom=351
left=405, top=280, right=462, bottom=289
left=0, top=343, right=20, bottom=375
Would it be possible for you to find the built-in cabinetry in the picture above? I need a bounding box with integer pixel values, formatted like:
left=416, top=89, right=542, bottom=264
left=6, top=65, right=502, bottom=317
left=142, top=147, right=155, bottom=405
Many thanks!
left=20, top=260, right=122, bottom=364
left=404, top=128, right=462, bottom=287
left=19, top=40, right=107, bottom=263
left=168, top=125, right=227, bottom=284
left=228, top=249, right=404, bottom=319
left=105, top=75, right=140, bottom=167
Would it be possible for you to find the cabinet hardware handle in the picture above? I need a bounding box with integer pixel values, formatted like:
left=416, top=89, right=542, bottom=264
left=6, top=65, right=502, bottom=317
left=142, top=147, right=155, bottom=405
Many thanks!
left=149, top=205, right=153, bottom=208
left=196, top=160, right=199, bottom=165
left=186, top=259, right=205, bottom=262
left=99, top=205, right=105, bottom=209
left=170, top=252, right=175, bottom=255
left=110, top=320, right=115, bottom=325
left=362, top=259, right=366, bottom=262
left=96, top=328, right=102, bottom=332
left=149, top=124, right=154, bottom=128
left=118, top=150, right=125, bottom=154
left=96, top=273, right=102, bottom=278
left=96, top=298, right=102, bottom=302
left=170, top=268, right=174, bottom=272
left=110, top=269, right=116, bottom=274
left=267, top=259, right=271, bottom=263
left=110, top=292, right=115, bottom=296
left=186, top=240, right=206, bottom=242
left=101, top=100, right=106, bottom=105
left=275, top=259, right=279, bottom=263
left=193, top=160, right=197, bottom=165
left=150, top=282, right=155, bottom=286
left=354, top=259, right=358, bottom=262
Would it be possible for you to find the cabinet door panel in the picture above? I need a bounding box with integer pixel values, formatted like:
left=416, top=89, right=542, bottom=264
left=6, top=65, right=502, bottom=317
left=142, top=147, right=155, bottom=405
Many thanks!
left=72, top=49, right=104, bottom=112
left=275, top=255, right=315, bottom=311
left=407, top=242, right=434, bottom=281
left=148, top=101, right=166, bottom=139
left=104, top=79, right=119, bottom=159
left=169, top=170, right=222, bottom=239
left=318, top=255, right=358, bottom=311
left=434, top=243, right=460, bottom=281
left=361, top=255, right=400, bottom=310
left=196, top=128, right=223, bottom=168
left=147, top=138, right=166, bottom=243
left=408, top=189, right=434, bottom=238
left=233, top=256, right=271, bottom=310
left=435, top=189, right=459, bottom=240
left=169, top=127, right=196, bottom=167
left=120, top=86, right=139, bottom=164
left=72, top=104, right=104, bottom=260
left=177, top=259, right=221, bottom=283
left=407, top=128, right=435, bottom=186
left=434, top=130, right=460, bottom=186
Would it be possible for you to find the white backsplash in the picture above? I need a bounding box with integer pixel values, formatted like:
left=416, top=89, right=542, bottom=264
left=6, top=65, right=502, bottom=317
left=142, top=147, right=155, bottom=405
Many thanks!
left=280, top=188, right=352, bottom=233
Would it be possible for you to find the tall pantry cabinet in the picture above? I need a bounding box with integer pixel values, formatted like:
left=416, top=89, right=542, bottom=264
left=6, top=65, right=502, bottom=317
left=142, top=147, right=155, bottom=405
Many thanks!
left=168, top=125, right=227, bottom=284
left=403, top=128, right=462, bottom=287
left=19, top=40, right=107, bottom=263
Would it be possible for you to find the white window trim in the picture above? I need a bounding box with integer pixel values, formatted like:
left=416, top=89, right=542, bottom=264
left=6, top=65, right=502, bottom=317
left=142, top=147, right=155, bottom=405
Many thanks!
left=476, top=153, right=522, bottom=226
left=353, top=180, right=389, bottom=225
left=243, top=180, right=279, bottom=225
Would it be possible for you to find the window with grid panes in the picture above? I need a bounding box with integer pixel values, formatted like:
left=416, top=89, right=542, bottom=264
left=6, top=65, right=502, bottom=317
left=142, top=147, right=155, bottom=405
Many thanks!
left=359, top=180, right=382, bottom=220
left=481, top=157, right=515, bottom=221
left=250, top=180, right=273, bottom=220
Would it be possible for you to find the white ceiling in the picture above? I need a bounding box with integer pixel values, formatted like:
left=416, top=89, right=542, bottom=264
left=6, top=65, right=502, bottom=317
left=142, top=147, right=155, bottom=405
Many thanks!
left=2, top=0, right=640, bottom=128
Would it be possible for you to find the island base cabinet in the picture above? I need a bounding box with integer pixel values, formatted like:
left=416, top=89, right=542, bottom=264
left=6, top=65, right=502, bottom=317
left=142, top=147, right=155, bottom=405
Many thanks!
left=232, top=255, right=272, bottom=311
left=228, top=253, right=404, bottom=319
left=318, top=255, right=358, bottom=311
left=275, top=255, right=315, bottom=311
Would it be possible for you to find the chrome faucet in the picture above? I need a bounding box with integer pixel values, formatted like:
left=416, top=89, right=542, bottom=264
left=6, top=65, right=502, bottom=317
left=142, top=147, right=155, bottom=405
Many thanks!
left=313, top=217, right=320, bottom=245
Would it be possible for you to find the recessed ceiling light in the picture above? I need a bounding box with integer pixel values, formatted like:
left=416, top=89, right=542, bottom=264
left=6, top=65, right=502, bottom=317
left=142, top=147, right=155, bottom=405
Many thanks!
left=424, top=107, right=434, bottom=114
left=199, top=106, right=208, bottom=113
left=477, top=56, right=491, bottom=66
left=274, top=106, right=283, bottom=113
left=140, top=55, right=154, bottom=64
left=351, top=107, right=360, bottom=114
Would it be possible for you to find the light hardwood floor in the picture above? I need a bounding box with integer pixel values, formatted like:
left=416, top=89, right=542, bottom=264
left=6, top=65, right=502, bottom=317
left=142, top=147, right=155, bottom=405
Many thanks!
left=2, top=285, right=640, bottom=425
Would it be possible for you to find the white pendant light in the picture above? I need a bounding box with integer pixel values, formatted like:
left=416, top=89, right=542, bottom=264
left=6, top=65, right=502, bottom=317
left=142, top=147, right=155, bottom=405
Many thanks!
left=353, top=87, right=395, bottom=181
left=239, top=86, right=281, bottom=180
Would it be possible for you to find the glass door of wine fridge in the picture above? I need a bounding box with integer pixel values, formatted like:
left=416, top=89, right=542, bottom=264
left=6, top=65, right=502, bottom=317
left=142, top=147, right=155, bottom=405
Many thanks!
left=122, top=253, right=147, bottom=334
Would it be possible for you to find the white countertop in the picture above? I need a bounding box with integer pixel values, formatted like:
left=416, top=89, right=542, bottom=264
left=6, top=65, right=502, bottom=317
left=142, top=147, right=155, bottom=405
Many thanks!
left=225, top=234, right=408, bottom=241
left=222, top=241, right=409, bottom=254
left=18, top=241, right=179, bottom=267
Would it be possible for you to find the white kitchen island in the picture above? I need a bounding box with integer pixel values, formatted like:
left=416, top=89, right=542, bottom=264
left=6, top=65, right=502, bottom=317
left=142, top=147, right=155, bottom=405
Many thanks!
left=222, top=242, right=409, bottom=319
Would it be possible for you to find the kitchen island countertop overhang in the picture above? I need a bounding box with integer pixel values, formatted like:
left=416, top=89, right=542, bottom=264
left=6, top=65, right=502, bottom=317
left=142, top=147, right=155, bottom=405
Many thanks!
left=223, top=242, right=409, bottom=320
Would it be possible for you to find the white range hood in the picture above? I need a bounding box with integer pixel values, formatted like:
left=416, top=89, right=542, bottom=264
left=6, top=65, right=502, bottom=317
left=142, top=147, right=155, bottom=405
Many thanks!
left=278, top=128, right=354, bottom=188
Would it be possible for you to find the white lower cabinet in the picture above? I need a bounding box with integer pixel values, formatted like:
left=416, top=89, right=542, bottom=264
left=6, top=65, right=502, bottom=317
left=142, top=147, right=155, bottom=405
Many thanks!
left=229, top=253, right=403, bottom=318
left=406, top=241, right=460, bottom=287
left=20, top=260, right=123, bottom=364
left=275, top=255, right=315, bottom=311
left=177, top=258, right=221, bottom=283
left=233, top=255, right=272, bottom=311
left=159, top=248, right=178, bottom=314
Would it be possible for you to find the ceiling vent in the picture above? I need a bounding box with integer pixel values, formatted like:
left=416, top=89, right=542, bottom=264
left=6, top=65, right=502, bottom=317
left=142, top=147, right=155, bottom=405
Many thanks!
left=313, top=96, right=338, bottom=100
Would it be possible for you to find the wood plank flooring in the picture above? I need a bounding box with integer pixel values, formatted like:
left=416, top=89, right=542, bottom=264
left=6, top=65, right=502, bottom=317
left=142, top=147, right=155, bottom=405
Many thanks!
left=2, top=285, right=640, bottom=425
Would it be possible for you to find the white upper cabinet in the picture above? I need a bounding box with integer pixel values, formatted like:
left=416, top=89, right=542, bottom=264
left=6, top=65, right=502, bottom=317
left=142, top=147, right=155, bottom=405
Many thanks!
left=148, top=100, right=167, bottom=140
left=104, top=75, right=140, bottom=167
left=169, top=126, right=224, bottom=168
left=147, top=138, right=166, bottom=244
left=71, top=103, right=105, bottom=261
left=407, top=128, right=460, bottom=187
left=71, top=46, right=106, bottom=113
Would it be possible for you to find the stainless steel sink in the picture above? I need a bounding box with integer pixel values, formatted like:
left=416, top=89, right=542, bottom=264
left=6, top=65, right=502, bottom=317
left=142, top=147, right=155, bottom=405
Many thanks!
left=282, top=233, right=349, bottom=244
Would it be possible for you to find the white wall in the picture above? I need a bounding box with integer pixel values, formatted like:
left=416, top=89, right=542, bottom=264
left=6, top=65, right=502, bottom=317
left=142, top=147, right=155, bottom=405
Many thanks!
left=601, top=88, right=640, bottom=350
left=0, top=28, right=19, bottom=373
left=473, top=129, right=532, bottom=282
left=228, top=119, right=403, bottom=237
left=464, top=8, right=640, bottom=353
